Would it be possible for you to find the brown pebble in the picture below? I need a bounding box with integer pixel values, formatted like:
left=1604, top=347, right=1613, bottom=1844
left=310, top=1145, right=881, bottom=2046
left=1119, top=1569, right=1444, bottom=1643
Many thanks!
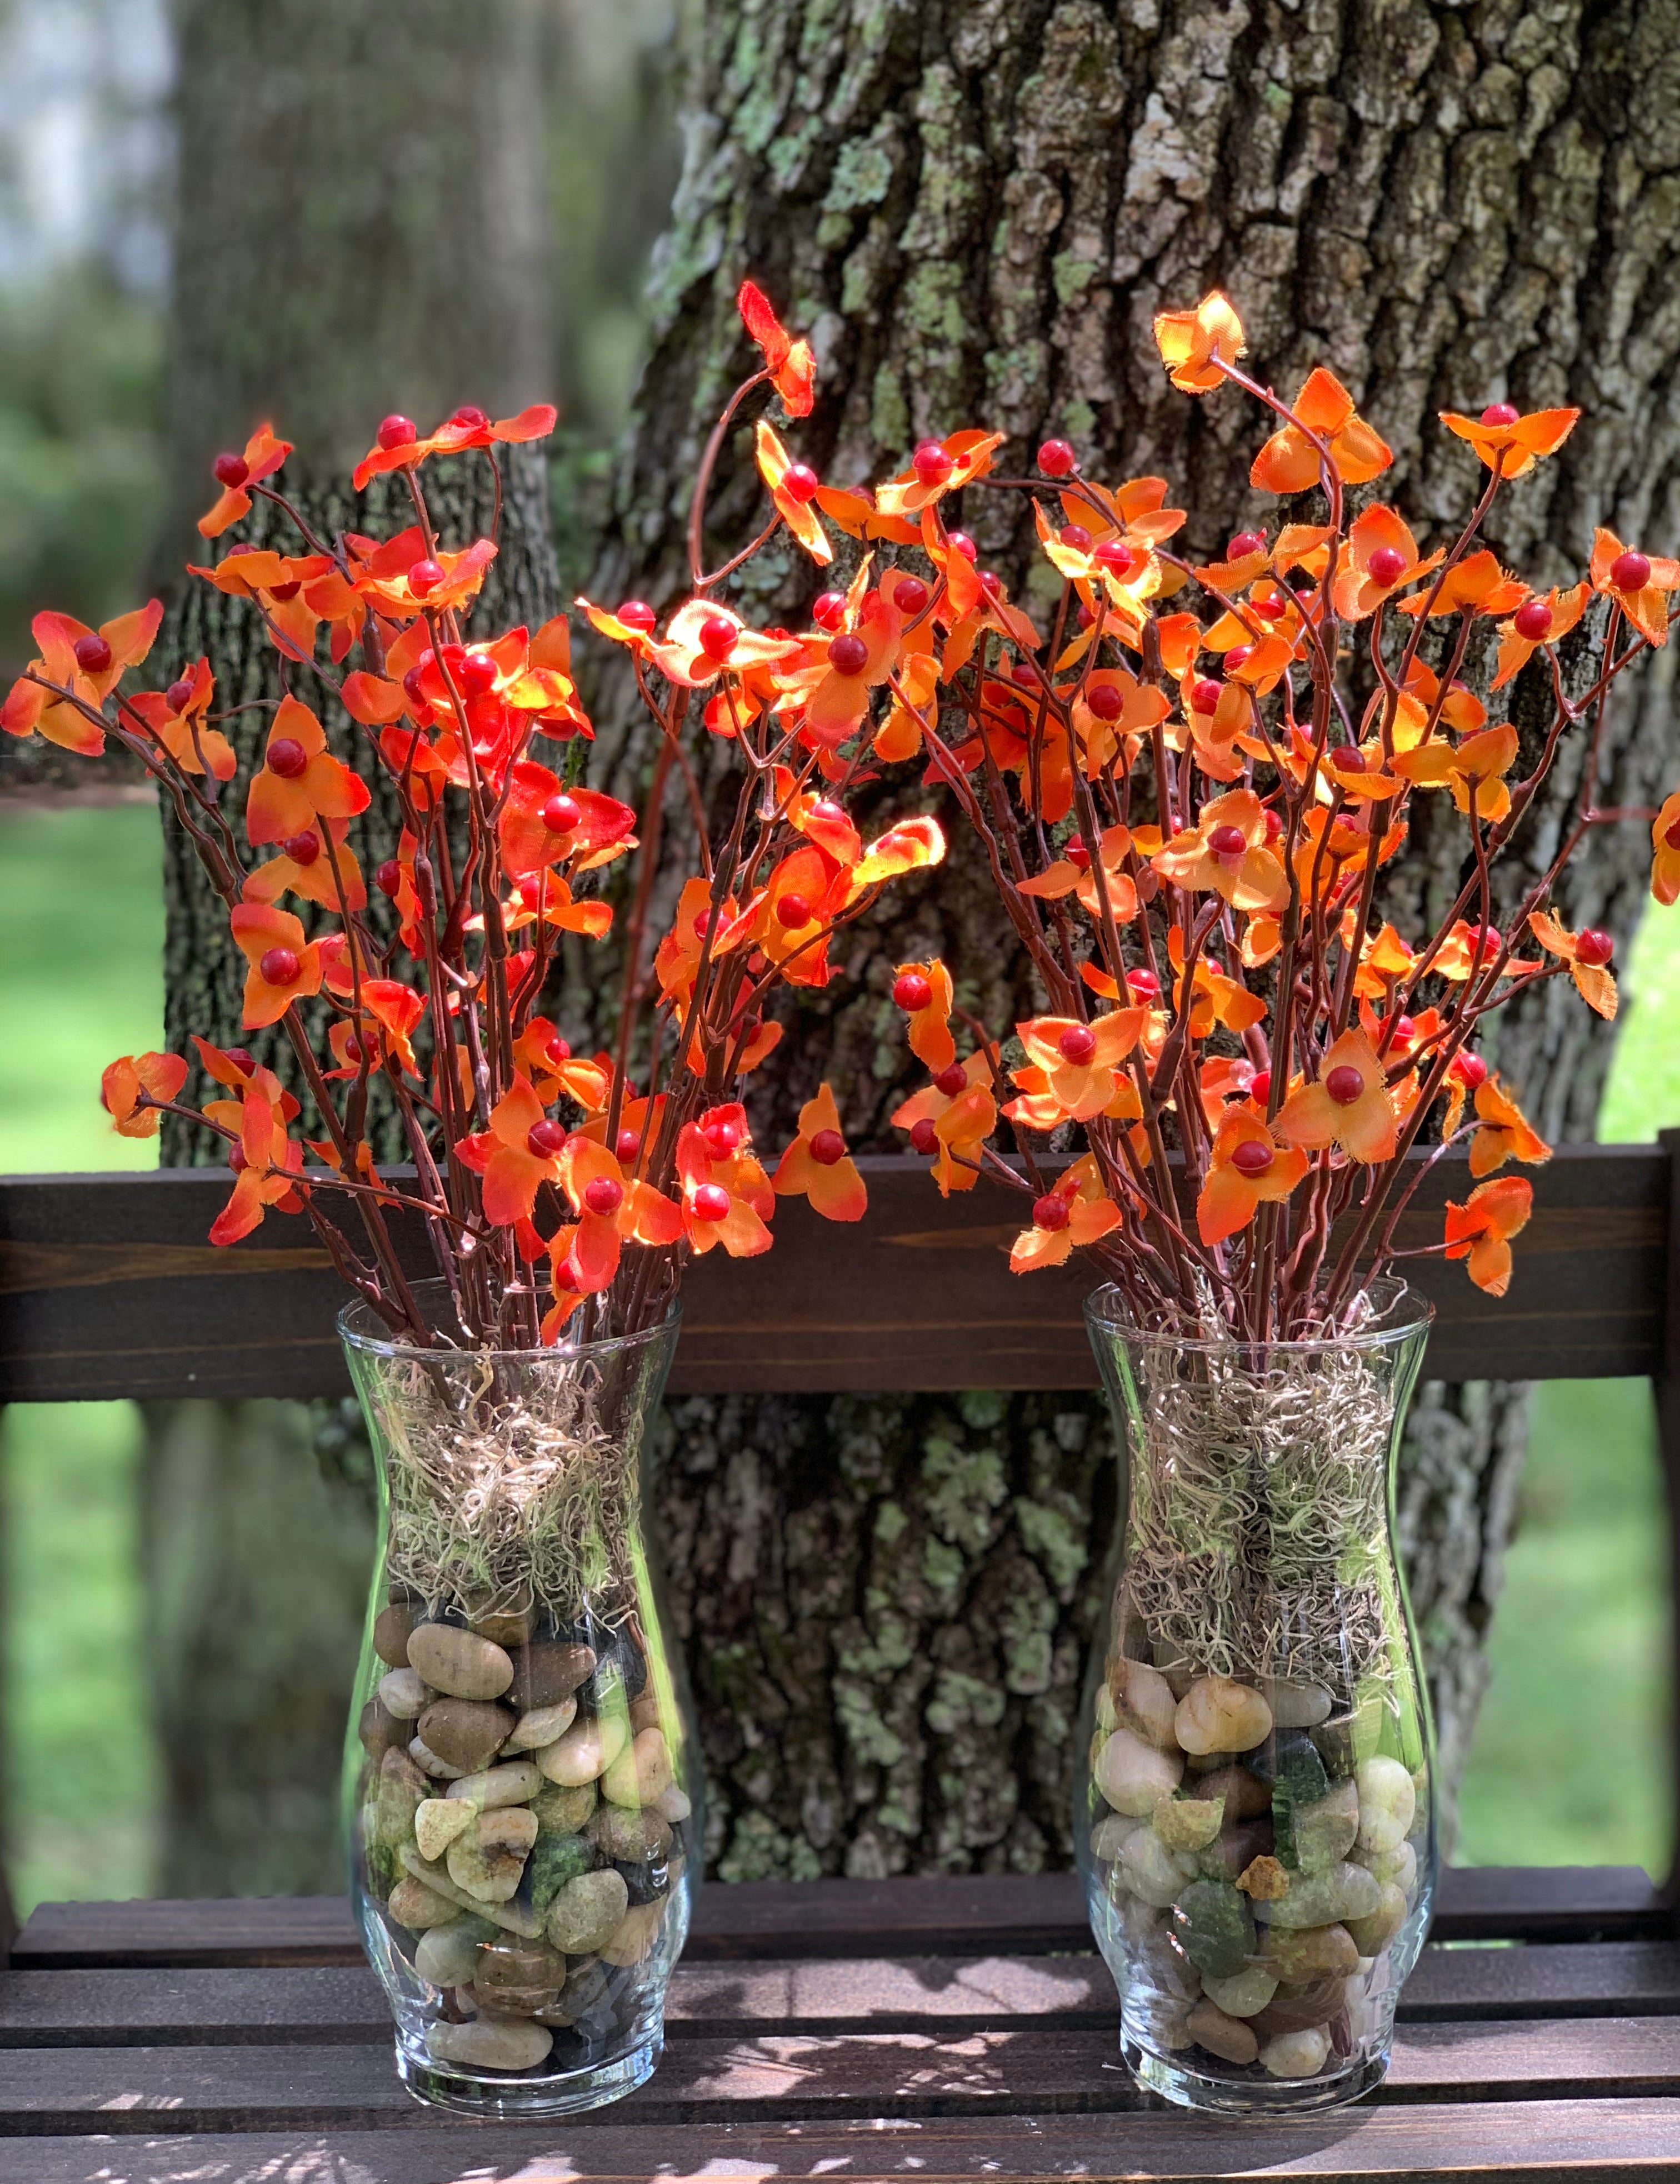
left=1199, top=1815, right=1274, bottom=1881
left=417, top=1696, right=516, bottom=1773
left=629, top=1689, right=665, bottom=1736
left=1250, top=1976, right=1348, bottom=2040
left=373, top=1603, right=417, bottom=1668
left=1237, top=1855, right=1290, bottom=1901
left=1186, top=1997, right=1259, bottom=2066
left=1197, top=1765, right=1272, bottom=1820
left=359, top=1697, right=404, bottom=1762
left=509, top=1640, right=597, bottom=1711
left=468, top=1606, right=536, bottom=1648
left=1261, top=1922, right=1359, bottom=1981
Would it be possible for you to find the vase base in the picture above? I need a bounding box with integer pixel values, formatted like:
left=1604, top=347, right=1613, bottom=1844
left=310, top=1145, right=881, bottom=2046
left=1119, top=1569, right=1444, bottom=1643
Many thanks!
left=1122, top=2035, right=1388, bottom=2115
left=397, top=2030, right=661, bottom=2118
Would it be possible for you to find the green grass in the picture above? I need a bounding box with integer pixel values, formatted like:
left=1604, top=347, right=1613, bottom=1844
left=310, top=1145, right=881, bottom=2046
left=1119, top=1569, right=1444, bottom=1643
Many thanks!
left=0, top=803, right=1673, bottom=1903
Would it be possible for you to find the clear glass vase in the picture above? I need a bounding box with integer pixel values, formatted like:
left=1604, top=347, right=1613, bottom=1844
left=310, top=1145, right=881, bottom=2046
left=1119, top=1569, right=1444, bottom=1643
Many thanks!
left=1078, top=1278, right=1437, bottom=2114
left=341, top=1283, right=698, bottom=2118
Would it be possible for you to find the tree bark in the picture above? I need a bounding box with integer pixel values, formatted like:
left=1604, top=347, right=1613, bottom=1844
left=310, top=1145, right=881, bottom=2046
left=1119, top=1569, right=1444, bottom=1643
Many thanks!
left=148, top=0, right=557, bottom=1892
left=597, top=0, right=1680, bottom=1869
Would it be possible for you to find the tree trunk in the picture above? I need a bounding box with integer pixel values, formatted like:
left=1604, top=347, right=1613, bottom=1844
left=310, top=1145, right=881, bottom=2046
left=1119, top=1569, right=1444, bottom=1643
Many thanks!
left=148, top=0, right=557, bottom=1892
left=596, top=0, right=1680, bottom=1870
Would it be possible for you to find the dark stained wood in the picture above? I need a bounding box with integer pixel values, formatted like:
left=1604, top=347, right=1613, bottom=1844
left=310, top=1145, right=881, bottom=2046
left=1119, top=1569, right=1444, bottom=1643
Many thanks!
left=3, top=1940, right=1676, bottom=2050
left=0, top=1145, right=1669, bottom=1400
left=11, top=1865, right=1670, bottom=1975
left=2, top=2016, right=1678, bottom=2134
left=5, top=2102, right=1680, bottom=2184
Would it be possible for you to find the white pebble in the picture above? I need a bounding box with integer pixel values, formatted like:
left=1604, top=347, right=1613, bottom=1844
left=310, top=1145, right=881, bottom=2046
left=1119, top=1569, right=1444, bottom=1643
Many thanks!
left=1356, top=1756, right=1417, bottom=1853
left=1109, top=1658, right=1179, bottom=1750
left=426, top=2015, right=552, bottom=2071
left=379, top=1668, right=432, bottom=1720
left=408, top=1737, right=466, bottom=1781
left=414, top=1799, right=475, bottom=1863
left=1260, top=2025, right=1331, bottom=2078
left=1118, top=1827, right=1197, bottom=1910
left=654, top=1783, right=692, bottom=1823
left=447, top=1761, right=543, bottom=1811
left=1094, top=1726, right=1183, bottom=1815
left=1175, top=1676, right=1272, bottom=1756
left=536, top=1712, right=629, bottom=1787
left=503, top=1701, right=577, bottom=1753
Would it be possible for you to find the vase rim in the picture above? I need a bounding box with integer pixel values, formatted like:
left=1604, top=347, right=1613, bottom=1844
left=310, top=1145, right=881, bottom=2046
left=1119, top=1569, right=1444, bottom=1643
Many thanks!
left=338, top=1275, right=682, bottom=1364
left=1083, top=1273, right=1433, bottom=1356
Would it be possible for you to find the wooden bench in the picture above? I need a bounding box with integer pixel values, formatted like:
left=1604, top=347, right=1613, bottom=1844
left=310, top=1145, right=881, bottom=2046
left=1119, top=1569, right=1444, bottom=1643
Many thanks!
left=2, top=1146, right=1678, bottom=2178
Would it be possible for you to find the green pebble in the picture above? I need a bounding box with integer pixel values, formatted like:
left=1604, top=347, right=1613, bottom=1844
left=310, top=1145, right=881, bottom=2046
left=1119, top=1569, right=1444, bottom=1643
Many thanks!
left=526, top=1831, right=597, bottom=1914
left=1171, top=1878, right=1255, bottom=1981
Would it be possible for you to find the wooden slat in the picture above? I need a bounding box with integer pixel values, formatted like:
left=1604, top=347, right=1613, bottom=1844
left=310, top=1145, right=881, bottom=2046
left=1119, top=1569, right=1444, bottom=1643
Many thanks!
left=3, top=1940, right=1677, bottom=2049
left=11, top=1866, right=1669, bottom=1973
left=2, top=2017, right=1677, bottom=2135
left=7, top=2102, right=1680, bottom=2184
left=0, top=1146, right=1668, bottom=1400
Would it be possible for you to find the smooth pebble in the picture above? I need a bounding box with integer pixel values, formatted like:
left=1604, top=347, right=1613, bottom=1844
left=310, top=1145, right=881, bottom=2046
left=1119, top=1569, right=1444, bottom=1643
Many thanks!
left=1346, top=1880, right=1409, bottom=1957
left=378, top=1667, right=431, bottom=1721
left=1175, top=1676, right=1272, bottom=1756
left=407, top=1623, right=515, bottom=1703
left=1153, top=1794, right=1224, bottom=1854
left=1266, top=1860, right=1382, bottom=1929
left=414, top=1798, right=475, bottom=1862
left=1186, top=1997, right=1258, bottom=2066
left=1267, top=1678, right=1332, bottom=1729
left=1355, top=1756, right=1416, bottom=1853
left=386, top=1876, right=458, bottom=1930
left=446, top=1760, right=543, bottom=1811
left=413, top=1917, right=490, bottom=1987
left=416, top=1697, right=515, bottom=1774
left=1109, top=1657, right=1179, bottom=1750
left=1261, top=2025, right=1331, bottom=2078
left=372, top=1602, right=416, bottom=1668
left=408, top=1736, right=467, bottom=1782
left=538, top=1712, right=629, bottom=1788
left=446, top=1807, right=538, bottom=1903
left=1283, top=1777, right=1361, bottom=1876
left=545, top=1867, right=630, bottom=1955
left=504, top=1701, right=577, bottom=1753
left=1118, top=1827, right=1196, bottom=1909
left=1202, top=1965, right=1279, bottom=2018
left=601, top=1727, right=673, bottom=1810
left=426, top=2015, right=552, bottom=2071
left=1094, top=1726, right=1183, bottom=1815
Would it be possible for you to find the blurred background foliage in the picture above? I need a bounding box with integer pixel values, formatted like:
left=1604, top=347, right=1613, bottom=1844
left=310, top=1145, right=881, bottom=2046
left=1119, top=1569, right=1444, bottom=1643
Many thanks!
left=0, top=0, right=1669, bottom=1913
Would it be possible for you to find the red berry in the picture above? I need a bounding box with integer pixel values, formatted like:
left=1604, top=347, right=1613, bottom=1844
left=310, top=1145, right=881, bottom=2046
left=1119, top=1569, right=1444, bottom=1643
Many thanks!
left=703, top=1117, right=742, bottom=1157
left=1032, top=1193, right=1071, bottom=1231
left=584, top=1175, right=624, bottom=1216
left=1480, top=401, right=1520, bottom=427
left=1390, top=1014, right=1416, bottom=1044
left=212, top=451, right=248, bottom=487
left=376, top=859, right=402, bottom=898
left=776, top=892, right=813, bottom=927
left=893, top=971, right=932, bottom=1011
left=809, top=1127, right=847, bottom=1166
left=909, top=1117, right=939, bottom=1155
left=259, top=946, right=300, bottom=987
left=1077, top=603, right=1097, bottom=629
left=699, top=614, right=739, bottom=662
left=1094, top=541, right=1136, bottom=578
left=219, top=1048, right=253, bottom=1078
left=1037, top=438, right=1077, bottom=477
left=894, top=574, right=930, bottom=616
left=1065, top=843, right=1091, bottom=870
left=451, top=405, right=490, bottom=431
left=1231, top=1138, right=1273, bottom=1177
left=1468, top=922, right=1500, bottom=957
left=377, top=414, right=417, bottom=450
left=1011, top=662, right=1039, bottom=691
left=1224, top=644, right=1252, bottom=672
left=409, top=558, right=445, bottom=597
left=946, top=530, right=977, bottom=562
left=1248, top=1068, right=1271, bottom=1105
left=1227, top=531, right=1266, bottom=561
left=617, top=599, right=657, bottom=633
left=1452, top=1051, right=1488, bottom=1089
left=519, top=1118, right=562, bottom=1159
left=781, top=462, right=820, bottom=503
left=1086, top=682, right=1124, bottom=721
left=1576, top=927, right=1614, bottom=967
left=402, top=664, right=430, bottom=706
left=1514, top=599, right=1554, bottom=640
left=267, top=736, right=307, bottom=778
left=1367, top=546, right=1407, bottom=586
left=934, top=1063, right=968, bottom=1096
left=978, top=571, right=1003, bottom=598
left=268, top=578, right=301, bottom=602
left=283, top=829, right=320, bottom=866
left=545, top=1036, right=571, bottom=1063
left=1609, top=549, right=1651, bottom=593
left=542, top=793, right=582, bottom=834
left=615, top=1128, right=641, bottom=1164
left=828, top=632, right=869, bottom=675
left=812, top=591, right=847, bottom=631
left=1058, top=1024, right=1097, bottom=1064
left=692, top=1182, right=732, bottom=1222
left=1208, top=823, right=1247, bottom=857
left=1191, top=677, right=1223, bottom=713
left=1325, top=1063, right=1364, bottom=1106
left=73, top=632, right=113, bottom=673
left=1126, top=969, right=1160, bottom=999
left=1337, top=746, right=1366, bottom=773
left=459, top=651, right=498, bottom=696
left=228, top=1143, right=247, bottom=1171
left=809, top=797, right=844, bottom=822
left=1060, top=523, right=1093, bottom=552
left=912, top=438, right=954, bottom=486
left=165, top=675, right=195, bottom=712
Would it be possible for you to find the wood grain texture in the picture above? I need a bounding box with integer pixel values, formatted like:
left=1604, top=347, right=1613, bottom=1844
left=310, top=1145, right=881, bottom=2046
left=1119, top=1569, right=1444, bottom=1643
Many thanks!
left=3, top=2102, right=1680, bottom=2183
left=0, top=1146, right=1668, bottom=1401
left=11, top=1867, right=1670, bottom=1975
left=3, top=2016, right=1678, bottom=2135
left=3, top=1940, right=1676, bottom=2050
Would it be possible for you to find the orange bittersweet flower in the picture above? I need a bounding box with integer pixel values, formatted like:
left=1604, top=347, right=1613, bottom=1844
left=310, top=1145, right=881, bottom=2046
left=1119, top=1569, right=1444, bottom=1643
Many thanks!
left=228, top=901, right=327, bottom=1028
left=246, top=696, right=371, bottom=846
left=754, top=420, right=832, bottom=564
left=207, top=1066, right=306, bottom=1245
left=1152, top=292, right=1246, bottom=393
left=198, top=426, right=291, bottom=538
left=1273, top=1029, right=1398, bottom=1163
left=1331, top=506, right=1445, bottom=621
left=1009, top=1156, right=1121, bottom=1272
left=101, top=1051, right=189, bottom=1138
left=1152, top=788, right=1289, bottom=913
left=893, top=1054, right=996, bottom=1196
left=351, top=402, right=557, bottom=493
left=1013, top=1009, right=1148, bottom=1124
left=1438, top=404, right=1579, bottom=478
left=737, top=281, right=817, bottom=417
left=773, top=1084, right=868, bottom=1223
left=1493, top=583, right=1589, bottom=688
left=1251, top=369, right=1392, bottom=494
left=1468, top=1075, right=1551, bottom=1178
left=1, top=601, right=164, bottom=755
left=1589, top=528, right=1679, bottom=648
left=676, top=1105, right=775, bottom=1256
left=1528, top=909, right=1617, bottom=1020
left=1653, top=792, right=1680, bottom=906
left=454, top=1076, right=567, bottom=1226
left=1444, top=1175, right=1534, bottom=1296
left=554, top=1135, right=683, bottom=1290
left=1196, top=1108, right=1310, bottom=1244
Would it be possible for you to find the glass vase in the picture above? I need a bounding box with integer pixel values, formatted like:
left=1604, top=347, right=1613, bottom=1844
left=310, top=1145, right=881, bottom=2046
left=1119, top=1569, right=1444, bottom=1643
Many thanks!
left=1078, top=1279, right=1438, bottom=2114
left=341, top=1283, right=698, bottom=2118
